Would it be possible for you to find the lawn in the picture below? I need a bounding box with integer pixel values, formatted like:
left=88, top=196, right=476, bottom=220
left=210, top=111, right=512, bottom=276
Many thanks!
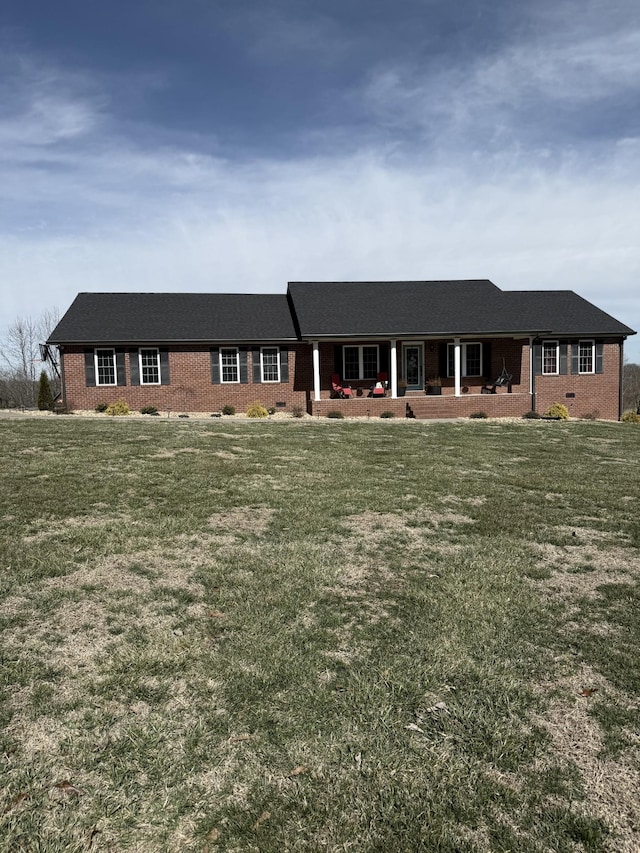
left=1, top=416, right=639, bottom=852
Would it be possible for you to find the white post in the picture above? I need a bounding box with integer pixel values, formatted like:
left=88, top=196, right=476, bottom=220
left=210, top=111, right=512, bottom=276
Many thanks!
left=312, top=341, right=321, bottom=402
left=390, top=340, right=397, bottom=398
left=454, top=338, right=461, bottom=397
left=529, top=336, right=534, bottom=394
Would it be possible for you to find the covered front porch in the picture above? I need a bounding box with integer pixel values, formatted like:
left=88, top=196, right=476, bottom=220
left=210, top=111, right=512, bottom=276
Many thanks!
left=308, top=337, right=530, bottom=412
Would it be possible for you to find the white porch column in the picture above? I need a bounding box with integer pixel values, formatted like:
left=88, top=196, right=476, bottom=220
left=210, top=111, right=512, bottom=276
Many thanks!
left=312, top=340, right=321, bottom=402
left=454, top=338, right=461, bottom=396
left=390, top=340, right=397, bottom=398
left=529, top=336, right=534, bottom=394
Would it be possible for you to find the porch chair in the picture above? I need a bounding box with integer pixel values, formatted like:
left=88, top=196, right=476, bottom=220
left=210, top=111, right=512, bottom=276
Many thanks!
left=331, top=374, right=353, bottom=398
left=481, top=360, right=513, bottom=394
left=369, top=372, right=388, bottom=397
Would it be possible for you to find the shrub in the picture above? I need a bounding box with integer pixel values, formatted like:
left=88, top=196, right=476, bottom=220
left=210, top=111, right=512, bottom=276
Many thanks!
left=522, top=410, right=541, bottom=419
left=267, top=406, right=276, bottom=415
left=246, top=402, right=269, bottom=418
left=469, top=411, right=488, bottom=419
left=291, top=405, right=304, bottom=418
left=37, top=371, right=54, bottom=411
left=105, top=400, right=130, bottom=416
left=95, top=402, right=109, bottom=413
left=221, top=404, right=235, bottom=416
left=380, top=411, right=395, bottom=418
left=327, top=410, right=344, bottom=419
left=178, top=413, right=189, bottom=418
left=140, top=405, right=159, bottom=415
left=621, top=410, right=640, bottom=423
left=544, top=403, right=570, bottom=420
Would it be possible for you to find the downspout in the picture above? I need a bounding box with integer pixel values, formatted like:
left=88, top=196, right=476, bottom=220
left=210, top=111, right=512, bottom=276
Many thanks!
left=619, top=339, right=625, bottom=421
left=58, top=346, right=67, bottom=409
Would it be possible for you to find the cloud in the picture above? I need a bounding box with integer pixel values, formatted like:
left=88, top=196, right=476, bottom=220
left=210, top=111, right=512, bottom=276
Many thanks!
left=0, top=51, right=105, bottom=150
left=0, top=22, right=638, bottom=360
left=359, top=20, right=640, bottom=149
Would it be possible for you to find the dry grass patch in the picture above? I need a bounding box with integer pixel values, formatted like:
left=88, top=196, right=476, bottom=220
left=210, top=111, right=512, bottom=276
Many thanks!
left=535, top=667, right=640, bottom=853
left=207, top=507, right=274, bottom=536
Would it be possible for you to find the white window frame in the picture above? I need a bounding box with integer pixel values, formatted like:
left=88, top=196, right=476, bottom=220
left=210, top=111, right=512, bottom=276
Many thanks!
left=542, top=340, right=559, bottom=375
left=139, top=347, right=161, bottom=385
left=578, top=339, right=595, bottom=374
left=343, top=345, right=379, bottom=381
left=220, top=347, right=240, bottom=383
left=447, top=342, right=483, bottom=378
left=260, top=347, right=280, bottom=383
left=95, top=348, right=116, bottom=386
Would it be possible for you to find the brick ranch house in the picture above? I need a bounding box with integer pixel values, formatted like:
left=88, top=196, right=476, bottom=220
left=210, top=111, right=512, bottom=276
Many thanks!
left=48, top=280, right=635, bottom=420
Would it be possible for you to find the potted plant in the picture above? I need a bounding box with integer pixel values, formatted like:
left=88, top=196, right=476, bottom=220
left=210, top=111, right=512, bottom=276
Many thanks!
left=426, top=376, right=442, bottom=396
left=397, top=379, right=407, bottom=397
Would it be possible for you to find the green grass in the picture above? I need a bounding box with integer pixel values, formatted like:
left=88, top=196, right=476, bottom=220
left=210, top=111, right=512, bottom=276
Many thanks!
left=1, top=417, right=639, bottom=852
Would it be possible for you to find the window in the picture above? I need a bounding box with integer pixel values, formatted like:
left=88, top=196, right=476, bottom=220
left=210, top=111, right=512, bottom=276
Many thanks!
left=343, top=345, right=379, bottom=381
left=578, top=340, right=595, bottom=374
left=95, top=349, right=116, bottom=385
left=220, top=348, right=239, bottom=383
left=261, top=347, right=280, bottom=382
left=542, top=340, right=559, bottom=375
left=139, top=348, right=160, bottom=384
left=447, top=342, right=483, bottom=377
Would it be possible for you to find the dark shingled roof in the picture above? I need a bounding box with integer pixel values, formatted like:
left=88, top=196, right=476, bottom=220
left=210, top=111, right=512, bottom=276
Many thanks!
left=48, top=283, right=635, bottom=345
left=287, top=280, right=635, bottom=338
left=48, top=293, right=298, bottom=344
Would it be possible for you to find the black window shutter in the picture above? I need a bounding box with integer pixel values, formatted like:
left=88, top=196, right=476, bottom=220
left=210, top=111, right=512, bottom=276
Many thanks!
left=84, top=349, right=96, bottom=387
left=239, top=349, right=249, bottom=384
left=334, top=345, right=343, bottom=376
left=559, top=342, right=568, bottom=375
left=571, top=342, right=579, bottom=374
left=438, top=343, right=448, bottom=377
left=379, top=344, right=389, bottom=374
left=129, top=350, right=140, bottom=385
left=596, top=341, right=604, bottom=374
left=533, top=343, right=542, bottom=376
left=279, top=347, right=289, bottom=383
left=483, top=342, right=492, bottom=378
left=116, top=349, right=126, bottom=386
left=210, top=348, right=220, bottom=384
left=160, top=349, right=170, bottom=385
left=252, top=348, right=262, bottom=383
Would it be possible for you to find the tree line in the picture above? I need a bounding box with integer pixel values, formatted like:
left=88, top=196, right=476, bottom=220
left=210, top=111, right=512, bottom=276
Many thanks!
left=1, top=309, right=639, bottom=412
left=0, top=309, right=61, bottom=409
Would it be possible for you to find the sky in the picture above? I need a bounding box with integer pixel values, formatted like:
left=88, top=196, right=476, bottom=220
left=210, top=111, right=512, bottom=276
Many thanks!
left=1, top=0, right=639, bottom=360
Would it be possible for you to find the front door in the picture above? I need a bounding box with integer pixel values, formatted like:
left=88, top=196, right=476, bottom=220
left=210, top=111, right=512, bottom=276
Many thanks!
left=403, top=343, right=423, bottom=391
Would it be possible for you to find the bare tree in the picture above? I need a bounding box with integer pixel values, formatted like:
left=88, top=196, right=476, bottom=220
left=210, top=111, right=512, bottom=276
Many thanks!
left=623, top=361, right=640, bottom=414
left=0, top=308, right=60, bottom=408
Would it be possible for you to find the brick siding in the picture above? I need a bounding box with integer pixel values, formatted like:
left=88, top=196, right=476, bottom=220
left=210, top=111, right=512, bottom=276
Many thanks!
left=534, top=340, right=621, bottom=421
left=61, top=345, right=309, bottom=414
left=59, top=337, right=623, bottom=420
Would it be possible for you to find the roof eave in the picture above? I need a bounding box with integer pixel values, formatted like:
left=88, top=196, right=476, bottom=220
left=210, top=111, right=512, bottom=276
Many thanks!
left=49, top=336, right=300, bottom=346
